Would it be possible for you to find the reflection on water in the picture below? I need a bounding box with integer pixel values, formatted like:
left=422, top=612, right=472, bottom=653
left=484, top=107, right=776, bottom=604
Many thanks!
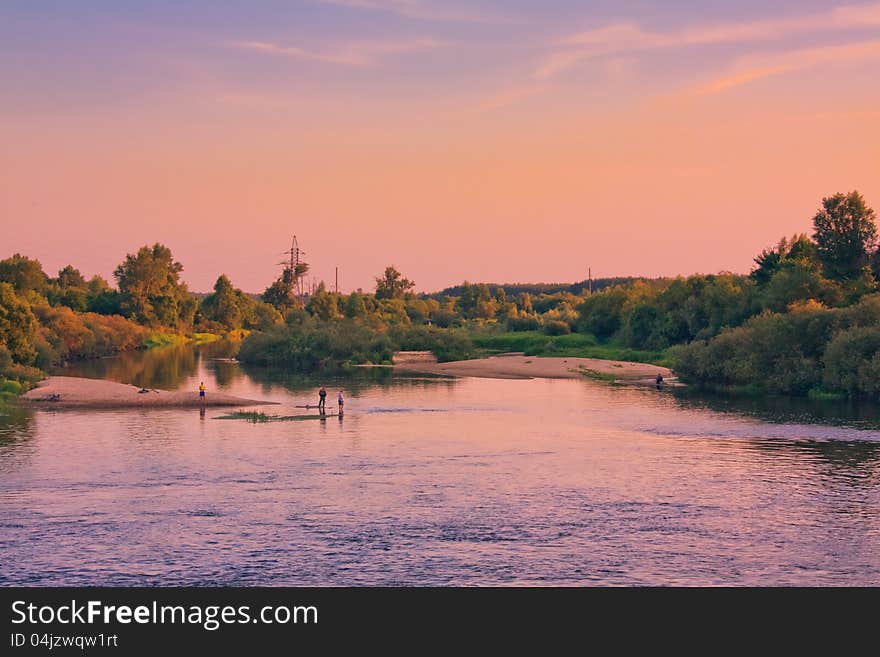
left=59, top=340, right=242, bottom=390
left=0, top=404, right=33, bottom=443
left=2, top=345, right=878, bottom=586
left=673, top=388, right=880, bottom=431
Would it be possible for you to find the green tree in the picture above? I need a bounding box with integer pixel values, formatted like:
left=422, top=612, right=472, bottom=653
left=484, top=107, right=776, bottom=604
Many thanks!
left=751, top=234, right=817, bottom=285
left=0, top=254, right=47, bottom=293
left=0, top=282, right=38, bottom=365
left=200, top=275, right=243, bottom=329
left=307, top=284, right=340, bottom=321
left=87, top=275, right=122, bottom=315
left=56, top=265, right=86, bottom=289
left=113, top=243, right=191, bottom=327
left=344, top=291, right=367, bottom=318
left=263, top=268, right=299, bottom=311
left=375, top=266, right=414, bottom=300
left=812, top=191, right=877, bottom=281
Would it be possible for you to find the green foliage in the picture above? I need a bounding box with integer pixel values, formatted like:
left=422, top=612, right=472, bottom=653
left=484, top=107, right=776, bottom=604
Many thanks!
left=56, top=265, right=86, bottom=289
left=389, top=325, right=474, bottom=362
left=578, top=293, right=620, bottom=338
left=576, top=275, right=756, bottom=349
left=813, top=190, right=877, bottom=281
left=0, top=378, right=23, bottom=395
left=344, top=291, right=367, bottom=318
left=0, top=254, right=48, bottom=293
left=262, top=262, right=308, bottom=312
left=239, top=317, right=395, bottom=370
left=543, top=319, right=571, bottom=336
left=466, top=329, right=666, bottom=363
left=375, top=266, right=415, bottom=300
left=32, top=304, right=150, bottom=365
left=144, top=333, right=189, bottom=348
left=114, top=243, right=195, bottom=329
left=672, top=294, right=880, bottom=397
left=822, top=326, right=880, bottom=397
left=576, top=367, right=617, bottom=382
left=504, top=310, right=541, bottom=331
left=0, top=282, right=39, bottom=365
left=306, top=284, right=341, bottom=321
left=200, top=274, right=282, bottom=331
left=758, top=260, right=842, bottom=312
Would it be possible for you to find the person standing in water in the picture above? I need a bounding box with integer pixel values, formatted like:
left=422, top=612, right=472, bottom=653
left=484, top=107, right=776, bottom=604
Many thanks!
left=199, top=381, right=206, bottom=403
left=337, top=390, right=344, bottom=414
left=318, top=385, right=327, bottom=413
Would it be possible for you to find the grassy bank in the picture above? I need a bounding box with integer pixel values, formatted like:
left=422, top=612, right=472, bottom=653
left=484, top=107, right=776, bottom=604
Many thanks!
left=468, top=329, right=671, bottom=366
left=144, top=331, right=225, bottom=349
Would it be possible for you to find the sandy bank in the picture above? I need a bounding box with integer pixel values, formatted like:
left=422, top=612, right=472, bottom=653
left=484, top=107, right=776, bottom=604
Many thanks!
left=395, top=354, right=674, bottom=385
left=21, top=376, right=277, bottom=409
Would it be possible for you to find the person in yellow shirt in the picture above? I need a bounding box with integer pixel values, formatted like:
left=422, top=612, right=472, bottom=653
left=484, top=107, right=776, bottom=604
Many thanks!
left=199, top=381, right=206, bottom=402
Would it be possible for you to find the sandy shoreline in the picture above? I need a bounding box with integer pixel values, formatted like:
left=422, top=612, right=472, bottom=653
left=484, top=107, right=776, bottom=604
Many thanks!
left=21, top=376, right=277, bottom=409
left=394, top=354, right=674, bottom=385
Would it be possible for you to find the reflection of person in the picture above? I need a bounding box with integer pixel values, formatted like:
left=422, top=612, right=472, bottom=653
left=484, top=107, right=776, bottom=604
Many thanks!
left=199, top=406, right=206, bottom=420
left=199, top=381, right=206, bottom=402
left=318, top=386, right=327, bottom=413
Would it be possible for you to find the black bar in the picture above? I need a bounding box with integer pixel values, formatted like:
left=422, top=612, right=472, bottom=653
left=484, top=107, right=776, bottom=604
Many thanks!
left=1, top=587, right=876, bottom=653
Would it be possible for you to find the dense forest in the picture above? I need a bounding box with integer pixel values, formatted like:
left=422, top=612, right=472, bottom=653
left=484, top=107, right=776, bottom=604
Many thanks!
left=1, top=190, right=878, bottom=399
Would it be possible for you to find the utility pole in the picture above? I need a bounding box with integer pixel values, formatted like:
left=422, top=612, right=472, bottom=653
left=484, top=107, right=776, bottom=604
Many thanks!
left=588, top=267, right=592, bottom=294
left=278, top=235, right=308, bottom=304
left=335, top=266, right=338, bottom=294
left=279, top=235, right=304, bottom=273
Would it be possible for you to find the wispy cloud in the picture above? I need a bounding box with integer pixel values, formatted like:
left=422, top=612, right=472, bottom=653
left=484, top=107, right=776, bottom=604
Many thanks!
left=311, top=0, right=508, bottom=24
left=694, top=40, right=880, bottom=94
left=473, top=83, right=548, bottom=114
left=538, top=2, right=880, bottom=78
left=229, top=37, right=448, bottom=66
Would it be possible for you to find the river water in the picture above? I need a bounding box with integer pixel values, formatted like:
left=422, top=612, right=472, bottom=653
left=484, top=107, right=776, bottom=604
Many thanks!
left=1, top=342, right=878, bottom=585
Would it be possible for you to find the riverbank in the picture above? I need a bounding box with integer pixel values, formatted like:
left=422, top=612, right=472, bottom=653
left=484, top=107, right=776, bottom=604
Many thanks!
left=394, top=353, right=674, bottom=384
left=21, top=376, right=276, bottom=409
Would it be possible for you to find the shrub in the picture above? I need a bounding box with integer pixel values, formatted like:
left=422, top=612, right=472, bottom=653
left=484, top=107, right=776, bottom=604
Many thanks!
left=822, top=326, right=880, bottom=396
left=543, top=320, right=571, bottom=336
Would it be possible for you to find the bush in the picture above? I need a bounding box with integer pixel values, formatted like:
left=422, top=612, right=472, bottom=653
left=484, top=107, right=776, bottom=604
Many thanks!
left=672, top=293, right=880, bottom=397
left=505, top=314, right=541, bottom=331
left=543, top=320, right=571, bottom=336
left=822, top=326, right=880, bottom=396
left=390, top=325, right=474, bottom=362
left=0, top=378, right=23, bottom=395
left=239, top=318, right=394, bottom=369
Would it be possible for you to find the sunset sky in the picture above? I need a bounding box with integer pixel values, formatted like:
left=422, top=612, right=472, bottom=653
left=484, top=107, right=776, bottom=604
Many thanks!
left=2, top=1, right=879, bottom=293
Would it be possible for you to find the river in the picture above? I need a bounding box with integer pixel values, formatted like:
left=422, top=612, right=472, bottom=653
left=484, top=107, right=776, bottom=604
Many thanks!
left=1, top=342, right=878, bottom=585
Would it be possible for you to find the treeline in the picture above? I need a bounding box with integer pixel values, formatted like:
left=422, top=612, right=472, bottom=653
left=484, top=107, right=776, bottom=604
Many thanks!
left=4, top=189, right=878, bottom=399
left=672, top=295, right=880, bottom=396
left=0, top=245, right=283, bottom=392
left=239, top=190, right=880, bottom=398
left=435, top=278, right=641, bottom=299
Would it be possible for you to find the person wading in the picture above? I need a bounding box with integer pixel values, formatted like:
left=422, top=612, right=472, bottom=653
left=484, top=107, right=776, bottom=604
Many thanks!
left=318, top=385, right=327, bottom=413
left=199, top=381, right=206, bottom=403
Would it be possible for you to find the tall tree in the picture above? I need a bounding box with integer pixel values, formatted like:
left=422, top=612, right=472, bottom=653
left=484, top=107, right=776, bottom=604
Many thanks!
left=200, top=275, right=243, bottom=329
left=0, top=254, right=47, bottom=293
left=812, top=191, right=877, bottom=281
left=113, top=243, right=191, bottom=327
left=56, top=265, right=86, bottom=289
left=262, top=268, right=299, bottom=312
left=375, top=266, right=414, bottom=299
left=306, top=283, right=340, bottom=321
